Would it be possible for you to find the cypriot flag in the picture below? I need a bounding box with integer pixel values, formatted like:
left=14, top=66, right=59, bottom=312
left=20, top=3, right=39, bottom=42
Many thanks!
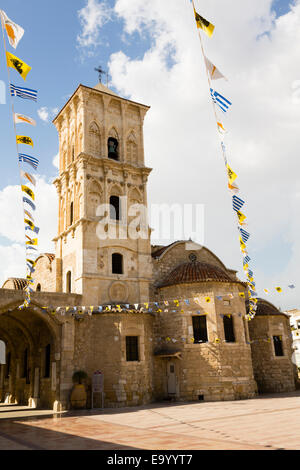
left=0, top=10, right=24, bottom=49
left=14, top=113, right=36, bottom=126
left=205, top=56, right=227, bottom=81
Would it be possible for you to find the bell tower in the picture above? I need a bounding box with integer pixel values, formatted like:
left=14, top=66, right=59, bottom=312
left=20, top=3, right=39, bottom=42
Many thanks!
left=53, top=83, right=153, bottom=305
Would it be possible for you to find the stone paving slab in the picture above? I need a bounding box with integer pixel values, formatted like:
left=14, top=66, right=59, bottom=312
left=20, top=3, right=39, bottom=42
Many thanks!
left=0, top=391, right=299, bottom=450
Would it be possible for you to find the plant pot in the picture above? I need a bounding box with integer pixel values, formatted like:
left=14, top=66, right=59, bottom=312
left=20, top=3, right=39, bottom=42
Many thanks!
left=70, top=384, right=87, bottom=409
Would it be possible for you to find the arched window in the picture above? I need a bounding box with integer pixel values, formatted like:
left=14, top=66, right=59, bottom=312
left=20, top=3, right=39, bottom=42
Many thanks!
left=110, top=196, right=121, bottom=221
left=44, top=344, right=51, bottom=378
left=112, top=253, right=123, bottom=274
left=108, top=137, right=119, bottom=160
left=70, top=202, right=74, bottom=226
left=66, top=271, right=72, bottom=293
left=36, top=284, right=41, bottom=292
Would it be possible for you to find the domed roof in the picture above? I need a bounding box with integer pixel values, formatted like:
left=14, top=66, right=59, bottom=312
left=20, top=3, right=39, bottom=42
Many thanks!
left=2, top=278, right=28, bottom=290
left=157, top=261, right=239, bottom=288
left=247, top=299, right=288, bottom=318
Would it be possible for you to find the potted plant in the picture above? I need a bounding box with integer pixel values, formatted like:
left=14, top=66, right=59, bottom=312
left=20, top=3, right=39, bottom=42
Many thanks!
left=70, top=370, right=88, bottom=409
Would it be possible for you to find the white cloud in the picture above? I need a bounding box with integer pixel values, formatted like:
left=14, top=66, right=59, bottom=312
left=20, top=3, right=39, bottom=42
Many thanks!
left=0, top=177, right=58, bottom=286
left=53, top=153, right=59, bottom=169
left=107, top=0, right=300, bottom=310
left=77, top=0, right=112, bottom=52
left=37, top=106, right=49, bottom=122
left=37, top=107, right=59, bottom=123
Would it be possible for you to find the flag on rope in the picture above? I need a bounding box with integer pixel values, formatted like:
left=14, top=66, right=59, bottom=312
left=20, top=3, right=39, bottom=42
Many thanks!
left=6, top=52, right=31, bottom=81
left=17, top=136, right=33, bottom=146
left=23, top=196, right=36, bottom=211
left=22, top=185, right=35, bottom=200
left=243, top=255, right=251, bottom=265
left=288, top=284, right=295, bottom=289
left=10, top=83, right=37, bottom=101
left=210, top=88, right=232, bottom=113
left=26, top=246, right=37, bottom=252
left=205, top=56, right=226, bottom=80
left=238, top=227, right=250, bottom=243
left=20, top=170, right=36, bottom=186
left=232, top=195, right=245, bottom=212
left=275, top=287, right=282, bottom=293
left=19, top=154, right=39, bottom=170
left=0, top=10, right=24, bottom=49
left=237, top=210, right=247, bottom=225
left=24, top=218, right=35, bottom=230
left=247, top=269, right=254, bottom=277
left=26, top=225, right=39, bottom=234
left=228, top=182, right=239, bottom=194
left=226, top=164, right=237, bottom=185
left=14, top=113, right=36, bottom=126
left=217, top=121, right=227, bottom=134
left=24, top=209, right=34, bottom=221
left=26, top=237, right=38, bottom=246
left=194, top=9, right=215, bottom=37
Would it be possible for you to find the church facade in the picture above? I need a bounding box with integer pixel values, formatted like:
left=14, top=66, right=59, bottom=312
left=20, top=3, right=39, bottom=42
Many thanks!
left=0, top=83, right=296, bottom=411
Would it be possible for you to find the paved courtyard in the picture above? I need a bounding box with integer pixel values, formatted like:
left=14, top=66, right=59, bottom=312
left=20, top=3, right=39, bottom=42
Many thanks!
left=0, top=391, right=300, bottom=450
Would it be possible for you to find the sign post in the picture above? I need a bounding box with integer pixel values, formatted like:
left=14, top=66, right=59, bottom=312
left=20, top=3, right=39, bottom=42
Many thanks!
left=91, top=370, right=104, bottom=409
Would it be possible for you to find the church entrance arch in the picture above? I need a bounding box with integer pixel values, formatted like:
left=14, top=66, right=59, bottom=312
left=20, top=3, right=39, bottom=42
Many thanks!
left=0, top=302, right=61, bottom=409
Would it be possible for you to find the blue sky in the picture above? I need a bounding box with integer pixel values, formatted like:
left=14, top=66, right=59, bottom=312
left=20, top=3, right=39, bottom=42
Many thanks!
left=0, top=0, right=299, bottom=311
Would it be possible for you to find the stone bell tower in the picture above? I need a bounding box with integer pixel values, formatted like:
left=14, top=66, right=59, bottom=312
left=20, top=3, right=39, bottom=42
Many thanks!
left=52, top=83, right=153, bottom=305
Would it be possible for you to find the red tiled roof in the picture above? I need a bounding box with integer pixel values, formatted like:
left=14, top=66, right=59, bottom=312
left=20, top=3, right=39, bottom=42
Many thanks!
left=157, top=261, right=238, bottom=288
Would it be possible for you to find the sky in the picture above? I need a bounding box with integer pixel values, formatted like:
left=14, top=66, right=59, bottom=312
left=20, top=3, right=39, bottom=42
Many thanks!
left=0, top=0, right=299, bottom=311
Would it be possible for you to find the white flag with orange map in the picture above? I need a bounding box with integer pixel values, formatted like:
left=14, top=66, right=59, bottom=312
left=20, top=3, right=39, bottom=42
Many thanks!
left=0, top=10, right=24, bottom=49
left=14, top=113, right=36, bottom=126
left=205, top=56, right=227, bottom=81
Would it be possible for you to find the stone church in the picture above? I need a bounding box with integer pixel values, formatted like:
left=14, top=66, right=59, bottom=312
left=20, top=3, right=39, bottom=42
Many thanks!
left=0, top=82, right=296, bottom=411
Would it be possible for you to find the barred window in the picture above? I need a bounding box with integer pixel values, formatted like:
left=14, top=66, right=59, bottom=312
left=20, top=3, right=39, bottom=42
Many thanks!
left=126, top=336, right=139, bottom=361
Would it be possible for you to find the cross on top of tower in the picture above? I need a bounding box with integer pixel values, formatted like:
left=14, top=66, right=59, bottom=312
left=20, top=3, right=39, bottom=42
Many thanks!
left=94, top=65, right=106, bottom=84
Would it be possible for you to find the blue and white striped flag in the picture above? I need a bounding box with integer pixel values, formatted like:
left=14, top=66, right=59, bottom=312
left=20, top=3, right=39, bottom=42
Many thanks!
left=243, top=255, right=251, bottom=265
left=10, top=83, right=37, bottom=101
left=25, top=225, right=40, bottom=235
left=248, top=269, right=254, bottom=278
left=210, top=88, right=232, bottom=113
left=238, top=227, right=250, bottom=243
left=23, top=196, right=36, bottom=211
left=232, top=195, right=245, bottom=212
left=19, top=153, right=39, bottom=170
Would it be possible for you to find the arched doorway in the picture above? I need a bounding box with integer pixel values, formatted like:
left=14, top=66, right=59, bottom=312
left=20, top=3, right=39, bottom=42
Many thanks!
left=0, top=303, right=61, bottom=409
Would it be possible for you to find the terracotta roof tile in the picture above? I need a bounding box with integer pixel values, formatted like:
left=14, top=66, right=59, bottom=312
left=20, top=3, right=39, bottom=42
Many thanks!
left=157, top=261, right=238, bottom=288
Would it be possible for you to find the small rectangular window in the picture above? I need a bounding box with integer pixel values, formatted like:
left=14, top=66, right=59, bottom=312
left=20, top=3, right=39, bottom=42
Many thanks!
left=223, top=300, right=230, bottom=306
left=126, top=336, right=139, bottom=361
left=192, top=316, right=208, bottom=343
left=223, top=315, right=235, bottom=342
left=273, top=336, right=284, bottom=356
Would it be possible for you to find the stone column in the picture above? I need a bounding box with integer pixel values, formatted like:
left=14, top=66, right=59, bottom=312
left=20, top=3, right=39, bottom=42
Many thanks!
left=54, top=319, right=75, bottom=412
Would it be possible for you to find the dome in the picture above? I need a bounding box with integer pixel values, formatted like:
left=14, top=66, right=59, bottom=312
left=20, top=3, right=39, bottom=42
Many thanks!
left=247, top=299, right=288, bottom=318
left=157, top=261, right=239, bottom=288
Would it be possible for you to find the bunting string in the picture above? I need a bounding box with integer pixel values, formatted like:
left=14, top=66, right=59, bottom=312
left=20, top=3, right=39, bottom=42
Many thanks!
left=191, top=0, right=258, bottom=319
left=0, top=10, right=39, bottom=308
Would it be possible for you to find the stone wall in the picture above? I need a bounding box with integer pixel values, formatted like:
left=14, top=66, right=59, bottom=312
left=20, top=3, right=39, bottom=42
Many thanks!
left=249, top=314, right=296, bottom=393
left=152, top=282, right=257, bottom=402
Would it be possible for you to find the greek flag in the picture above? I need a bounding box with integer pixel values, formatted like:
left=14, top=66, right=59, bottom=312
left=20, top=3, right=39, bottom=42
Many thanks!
left=10, top=83, right=37, bottom=101
left=19, top=153, right=39, bottom=170
left=23, top=196, right=36, bottom=211
left=232, top=195, right=245, bottom=212
left=247, top=269, right=254, bottom=278
left=238, top=227, right=250, bottom=243
left=288, top=284, right=295, bottom=289
left=25, top=225, right=40, bottom=234
left=243, top=256, right=251, bottom=265
left=210, top=88, right=232, bottom=113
